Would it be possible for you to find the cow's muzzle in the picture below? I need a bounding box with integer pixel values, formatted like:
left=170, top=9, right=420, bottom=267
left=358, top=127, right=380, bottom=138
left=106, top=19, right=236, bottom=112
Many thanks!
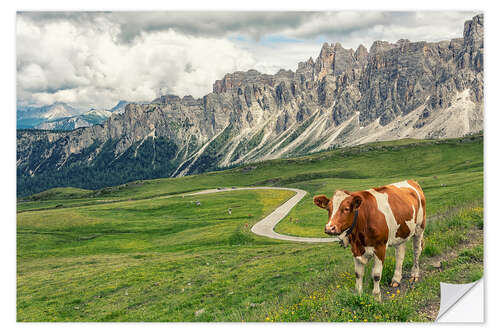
left=324, top=224, right=340, bottom=236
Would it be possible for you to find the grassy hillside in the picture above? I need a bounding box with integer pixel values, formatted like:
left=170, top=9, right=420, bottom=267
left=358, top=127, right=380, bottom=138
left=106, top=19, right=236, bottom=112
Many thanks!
left=17, top=135, right=483, bottom=321
left=18, top=135, right=482, bottom=213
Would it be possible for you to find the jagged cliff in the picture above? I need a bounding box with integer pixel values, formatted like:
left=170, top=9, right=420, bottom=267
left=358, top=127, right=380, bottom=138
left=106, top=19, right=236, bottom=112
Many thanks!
left=17, top=14, right=483, bottom=196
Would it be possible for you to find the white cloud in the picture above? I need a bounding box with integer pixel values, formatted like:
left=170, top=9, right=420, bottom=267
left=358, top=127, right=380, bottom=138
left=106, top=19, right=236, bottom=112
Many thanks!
left=16, top=16, right=258, bottom=109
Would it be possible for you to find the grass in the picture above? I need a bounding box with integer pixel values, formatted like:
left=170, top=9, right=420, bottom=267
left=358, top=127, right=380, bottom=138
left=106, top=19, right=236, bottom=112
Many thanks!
left=18, top=189, right=301, bottom=321
left=17, top=134, right=483, bottom=322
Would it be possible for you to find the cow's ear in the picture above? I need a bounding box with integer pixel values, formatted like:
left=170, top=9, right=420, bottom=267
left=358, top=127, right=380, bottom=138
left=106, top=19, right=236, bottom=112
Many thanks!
left=351, top=195, right=362, bottom=210
left=313, top=195, right=330, bottom=209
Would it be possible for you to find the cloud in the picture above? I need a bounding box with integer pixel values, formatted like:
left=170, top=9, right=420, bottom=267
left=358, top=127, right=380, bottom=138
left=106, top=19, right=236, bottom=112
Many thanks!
left=19, top=11, right=316, bottom=43
left=16, top=15, right=258, bottom=109
left=19, top=11, right=478, bottom=45
left=16, top=11, right=480, bottom=110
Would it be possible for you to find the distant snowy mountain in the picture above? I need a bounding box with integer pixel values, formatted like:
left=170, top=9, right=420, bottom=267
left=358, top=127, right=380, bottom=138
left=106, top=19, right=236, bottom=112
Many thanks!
left=35, top=108, right=113, bottom=130
left=17, top=102, right=81, bottom=129
left=18, top=101, right=131, bottom=130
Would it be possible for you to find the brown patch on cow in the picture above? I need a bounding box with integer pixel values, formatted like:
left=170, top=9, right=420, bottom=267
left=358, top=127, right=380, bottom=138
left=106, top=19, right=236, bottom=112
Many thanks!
left=374, top=245, right=386, bottom=263
left=346, top=191, right=389, bottom=258
left=313, top=195, right=330, bottom=210
left=375, top=185, right=420, bottom=239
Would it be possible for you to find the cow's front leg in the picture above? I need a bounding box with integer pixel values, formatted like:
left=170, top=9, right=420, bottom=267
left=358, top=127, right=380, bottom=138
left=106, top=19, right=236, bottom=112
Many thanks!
left=372, top=246, right=386, bottom=301
left=391, top=243, right=406, bottom=287
left=353, top=257, right=366, bottom=295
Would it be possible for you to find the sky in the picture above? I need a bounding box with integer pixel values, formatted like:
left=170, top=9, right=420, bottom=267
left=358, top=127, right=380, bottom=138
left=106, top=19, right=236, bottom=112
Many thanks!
left=16, top=11, right=479, bottom=111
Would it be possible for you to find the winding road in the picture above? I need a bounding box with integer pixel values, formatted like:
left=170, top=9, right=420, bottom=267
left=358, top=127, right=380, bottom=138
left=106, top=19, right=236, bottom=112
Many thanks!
left=184, top=186, right=339, bottom=243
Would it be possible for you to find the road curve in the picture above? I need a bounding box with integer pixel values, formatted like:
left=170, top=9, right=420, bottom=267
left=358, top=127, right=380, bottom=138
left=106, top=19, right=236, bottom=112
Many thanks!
left=184, top=186, right=338, bottom=243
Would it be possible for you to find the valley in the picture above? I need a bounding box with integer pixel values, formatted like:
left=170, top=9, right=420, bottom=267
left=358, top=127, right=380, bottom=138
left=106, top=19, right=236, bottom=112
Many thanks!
left=17, top=135, right=483, bottom=321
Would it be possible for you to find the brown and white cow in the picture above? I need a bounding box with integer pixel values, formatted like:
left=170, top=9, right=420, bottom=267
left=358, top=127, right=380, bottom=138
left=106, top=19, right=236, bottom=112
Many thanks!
left=314, top=180, right=426, bottom=301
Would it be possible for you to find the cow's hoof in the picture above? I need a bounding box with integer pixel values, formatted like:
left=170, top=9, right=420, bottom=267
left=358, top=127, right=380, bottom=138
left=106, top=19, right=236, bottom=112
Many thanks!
left=373, top=293, right=382, bottom=302
left=390, top=281, right=400, bottom=288
left=409, top=276, right=420, bottom=283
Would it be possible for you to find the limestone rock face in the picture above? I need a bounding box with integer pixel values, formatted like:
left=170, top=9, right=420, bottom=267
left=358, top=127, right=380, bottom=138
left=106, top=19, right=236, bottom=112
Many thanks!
left=17, top=15, right=484, bottom=195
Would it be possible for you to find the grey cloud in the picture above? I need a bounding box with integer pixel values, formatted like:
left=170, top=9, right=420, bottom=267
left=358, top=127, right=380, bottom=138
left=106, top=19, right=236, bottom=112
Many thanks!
left=111, top=11, right=317, bottom=43
left=18, top=11, right=478, bottom=44
left=18, top=11, right=316, bottom=42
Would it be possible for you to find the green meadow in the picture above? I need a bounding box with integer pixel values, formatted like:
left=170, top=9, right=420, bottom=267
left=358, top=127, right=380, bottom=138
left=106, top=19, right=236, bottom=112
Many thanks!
left=17, top=134, right=483, bottom=321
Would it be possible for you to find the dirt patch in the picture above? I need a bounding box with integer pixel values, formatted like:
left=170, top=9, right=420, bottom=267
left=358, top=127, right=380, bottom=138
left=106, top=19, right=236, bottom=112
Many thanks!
left=384, top=227, right=483, bottom=320
left=419, top=302, right=441, bottom=321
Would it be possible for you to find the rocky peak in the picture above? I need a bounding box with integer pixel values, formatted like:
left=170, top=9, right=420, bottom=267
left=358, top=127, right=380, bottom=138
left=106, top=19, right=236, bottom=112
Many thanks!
left=464, top=14, right=483, bottom=52
left=312, top=41, right=370, bottom=80
left=152, top=94, right=181, bottom=105
left=274, top=69, right=295, bottom=83
left=314, top=42, right=335, bottom=80
left=319, top=42, right=332, bottom=54
left=297, top=57, right=315, bottom=71
left=331, top=42, right=357, bottom=75
left=396, top=39, right=411, bottom=46
left=212, top=69, right=274, bottom=94
left=369, top=40, right=395, bottom=54
left=275, top=69, right=294, bottom=76
left=296, top=57, right=316, bottom=82
left=354, top=44, right=368, bottom=64
left=333, top=42, right=346, bottom=51
left=459, top=14, right=483, bottom=71
left=181, top=95, right=201, bottom=107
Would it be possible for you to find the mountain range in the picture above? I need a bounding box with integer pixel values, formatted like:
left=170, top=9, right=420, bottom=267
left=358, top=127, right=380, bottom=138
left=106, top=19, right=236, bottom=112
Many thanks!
left=16, top=14, right=483, bottom=197
left=17, top=102, right=81, bottom=129
left=17, top=100, right=130, bottom=131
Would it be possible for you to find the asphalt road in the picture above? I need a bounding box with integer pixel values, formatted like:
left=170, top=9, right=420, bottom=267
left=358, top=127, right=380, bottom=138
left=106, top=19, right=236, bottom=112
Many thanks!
left=185, top=186, right=338, bottom=243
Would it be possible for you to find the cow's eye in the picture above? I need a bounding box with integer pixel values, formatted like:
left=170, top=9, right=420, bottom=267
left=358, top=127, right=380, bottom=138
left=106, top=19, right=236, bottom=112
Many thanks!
left=343, top=207, right=349, bottom=213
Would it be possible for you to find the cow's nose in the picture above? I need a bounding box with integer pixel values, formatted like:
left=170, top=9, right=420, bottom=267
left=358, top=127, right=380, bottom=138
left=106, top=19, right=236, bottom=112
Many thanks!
left=325, top=225, right=333, bottom=235
left=325, top=225, right=340, bottom=235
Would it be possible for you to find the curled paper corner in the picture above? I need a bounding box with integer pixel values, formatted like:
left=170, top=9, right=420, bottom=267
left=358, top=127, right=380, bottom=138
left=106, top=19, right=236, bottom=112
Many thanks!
left=436, top=278, right=484, bottom=322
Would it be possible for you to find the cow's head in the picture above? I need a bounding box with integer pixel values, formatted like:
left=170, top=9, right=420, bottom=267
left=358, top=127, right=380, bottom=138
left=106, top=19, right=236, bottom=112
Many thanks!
left=313, top=190, right=362, bottom=236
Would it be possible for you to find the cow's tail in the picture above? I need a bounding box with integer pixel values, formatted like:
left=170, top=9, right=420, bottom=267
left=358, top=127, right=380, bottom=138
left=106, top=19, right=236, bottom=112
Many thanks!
left=408, top=179, right=426, bottom=231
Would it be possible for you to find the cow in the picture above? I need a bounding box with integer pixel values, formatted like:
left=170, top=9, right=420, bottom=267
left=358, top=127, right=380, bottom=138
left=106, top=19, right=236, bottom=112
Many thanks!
left=313, top=180, right=426, bottom=301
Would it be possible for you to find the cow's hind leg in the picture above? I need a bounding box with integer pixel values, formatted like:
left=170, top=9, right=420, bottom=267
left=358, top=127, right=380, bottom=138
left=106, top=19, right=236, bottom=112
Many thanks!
left=391, top=243, right=406, bottom=287
left=410, top=228, right=424, bottom=283
left=354, top=257, right=366, bottom=295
